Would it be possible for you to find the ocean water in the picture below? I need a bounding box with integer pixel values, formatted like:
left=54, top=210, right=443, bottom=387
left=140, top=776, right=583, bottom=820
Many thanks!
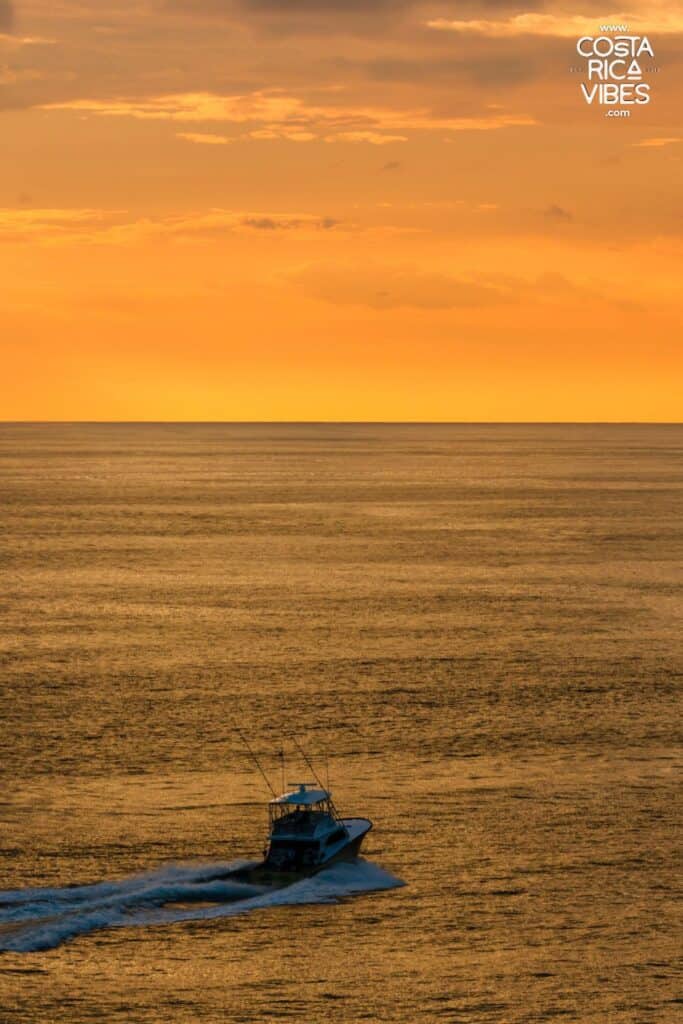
left=0, top=423, right=680, bottom=1022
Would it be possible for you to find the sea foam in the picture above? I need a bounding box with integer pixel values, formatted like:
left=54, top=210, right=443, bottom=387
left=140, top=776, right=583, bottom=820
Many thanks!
left=0, top=859, right=403, bottom=953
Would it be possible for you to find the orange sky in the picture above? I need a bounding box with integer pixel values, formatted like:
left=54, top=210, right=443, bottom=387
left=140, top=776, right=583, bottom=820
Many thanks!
left=1, top=0, right=681, bottom=420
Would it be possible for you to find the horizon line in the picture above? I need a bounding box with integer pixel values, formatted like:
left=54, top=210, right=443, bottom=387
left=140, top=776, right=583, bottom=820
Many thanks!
left=1, top=420, right=682, bottom=427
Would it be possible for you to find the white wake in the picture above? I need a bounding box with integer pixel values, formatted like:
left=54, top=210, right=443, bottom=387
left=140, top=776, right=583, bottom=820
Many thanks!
left=0, top=859, right=403, bottom=953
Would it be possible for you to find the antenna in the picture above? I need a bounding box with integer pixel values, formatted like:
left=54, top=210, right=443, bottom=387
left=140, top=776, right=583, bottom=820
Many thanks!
left=279, top=746, right=285, bottom=794
left=289, top=734, right=348, bottom=833
left=235, top=729, right=277, bottom=798
left=289, top=734, right=326, bottom=792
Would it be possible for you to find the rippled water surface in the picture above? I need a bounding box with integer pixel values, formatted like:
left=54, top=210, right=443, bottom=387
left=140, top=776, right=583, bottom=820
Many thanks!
left=0, top=423, right=681, bottom=1022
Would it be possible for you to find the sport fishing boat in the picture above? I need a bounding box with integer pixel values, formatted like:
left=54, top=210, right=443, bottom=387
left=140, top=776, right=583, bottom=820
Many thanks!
left=226, top=782, right=372, bottom=885
left=224, top=735, right=373, bottom=884
left=264, top=782, right=371, bottom=873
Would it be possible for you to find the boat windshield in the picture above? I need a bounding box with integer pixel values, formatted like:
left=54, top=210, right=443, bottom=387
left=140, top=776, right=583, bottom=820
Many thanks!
left=269, top=798, right=333, bottom=829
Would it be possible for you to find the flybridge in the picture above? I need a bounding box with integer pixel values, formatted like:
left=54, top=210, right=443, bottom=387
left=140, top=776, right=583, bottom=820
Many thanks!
left=272, top=783, right=331, bottom=807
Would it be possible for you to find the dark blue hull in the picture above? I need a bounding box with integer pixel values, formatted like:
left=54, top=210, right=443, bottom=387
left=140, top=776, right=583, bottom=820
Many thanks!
left=225, top=818, right=372, bottom=886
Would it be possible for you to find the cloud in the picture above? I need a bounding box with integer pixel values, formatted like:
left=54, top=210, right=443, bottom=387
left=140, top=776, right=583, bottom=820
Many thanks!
left=166, top=0, right=415, bottom=28
left=290, top=262, right=635, bottom=311
left=40, top=91, right=299, bottom=124
left=633, top=137, right=682, bottom=148
left=290, top=263, right=515, bottom=310
left=177, top=131, right=232, bottom=144
left=428, top=10, right=683, bottom=38
left=240, top=214, right=338, bottom=230
left=40, top=89, right=536, bottom=139
left=326, top=130, right=408, bottom=144
left=530, top=271, right=640, bottom=311
left=111, top=209, right=341, bottom=241
left=544, top=204, right=573, bottom=222
left=248, top=128, right=317, bottom=141
left=168, top=0, right=403, bottom=8
left=0, top=207, right=341, bottom=244
left=350, top=51, right=548, bottom=89
left=238, top=1, right=407, bottom=9
left=0, top=207, right=115, bottom=243
left=0, top=1, right=13, bottom=33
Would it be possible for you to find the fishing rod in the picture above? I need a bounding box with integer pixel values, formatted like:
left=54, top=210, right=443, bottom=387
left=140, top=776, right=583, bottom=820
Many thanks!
left=279, top=746, right=286, bottom=794
left=289, top=734, right=349, bottom=834
left=235, top=729, right=277, bottom=799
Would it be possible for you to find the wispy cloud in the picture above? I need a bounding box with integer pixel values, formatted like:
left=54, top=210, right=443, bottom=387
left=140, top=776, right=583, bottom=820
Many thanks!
left=40, top=89, right=536, bottom=140
left=291, top=262, right=640, bottom=312
left=428, top=10, right=683, bottom=38
left=0, top=33, right=55, bottom=46
left=106, top=209, right=342, bottom=243
left=0, top=208, right=116, bottom=243
left=633, top=137, right=682, bottom=148
left=326, top=130, right=408, bottom=144
left=290, top=262, right=515, bottom=310
left=248, top=127, right=317, bottom=141
left=166, top=0, right=417, bottom=36
left=177, top=131, right=233, bottom=145
left=544, top=204, right=573, bottom=222
left=0, top=207, right=342, bottom=245
left=239, top=214, right=338, bottom=231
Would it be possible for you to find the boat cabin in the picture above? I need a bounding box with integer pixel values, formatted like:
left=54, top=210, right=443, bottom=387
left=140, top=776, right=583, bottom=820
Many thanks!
left=265, top=782, right=349, bottom=871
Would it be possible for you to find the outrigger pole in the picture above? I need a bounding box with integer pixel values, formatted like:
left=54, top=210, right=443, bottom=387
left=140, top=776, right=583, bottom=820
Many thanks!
left=235, top=729, right=277, bottom=799
left=289, top=734, right=349, bottom=835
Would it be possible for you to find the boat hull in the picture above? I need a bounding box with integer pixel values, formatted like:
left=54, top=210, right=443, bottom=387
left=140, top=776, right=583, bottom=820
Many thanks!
left=223, top=817, right=372, bottom=887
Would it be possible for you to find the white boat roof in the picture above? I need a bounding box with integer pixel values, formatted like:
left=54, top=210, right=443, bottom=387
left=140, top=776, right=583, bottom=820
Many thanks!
left=270, top=783, right=330, bottom=806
